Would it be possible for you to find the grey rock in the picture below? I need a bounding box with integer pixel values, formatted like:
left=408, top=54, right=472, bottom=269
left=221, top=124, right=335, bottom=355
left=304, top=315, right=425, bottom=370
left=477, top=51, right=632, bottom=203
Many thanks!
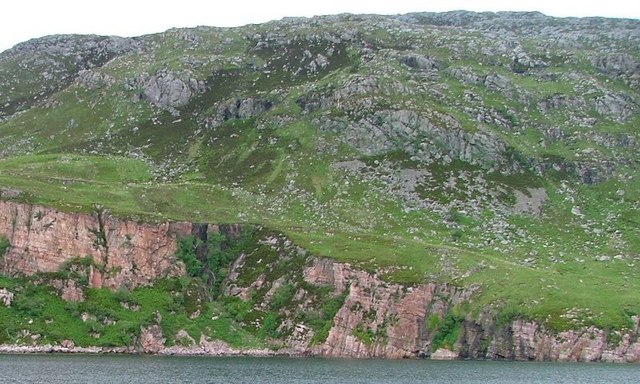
left=537, top=94, right=585, bottom=114
left=0, top=288, right=13, bottom=307
left=142, top=70, right=205, bottom=114
left=541, top=127, right=566, bottom=143
left=296, top=75, right=380, bottom=114
left=0, top=187, right=21, bottom=198
left=75, top=69, right=115, bottom=89
left=330, top=160, right=367, bottom=172
left=447, top=68, right=524, bottom=102
left=587, top=132, right=638, bottom=149
left=511, top=48, right=548, bottom=72
left=337, top=109, right=511, bottom=170
left=401, top=54, right=440, bottom=71
left=308, top=54, right=330, bottom=73
left=484, top=74, right=511, bottom=93
left=512, top=188, right=547, bottom=216
left=206, top=98, right=273, bottom=128
left=222, top=98, right=272, bottom=120
left=592, top=54, right=639, bottom=76
left=447, top=66, right=482, bottom=85
left=6, top=35, right=140, bottom=65
left=535, top=159, right=616, bottom=184
left=594, top=92, right=636, bottom=122
left=0, top=35, right=140, bottom=118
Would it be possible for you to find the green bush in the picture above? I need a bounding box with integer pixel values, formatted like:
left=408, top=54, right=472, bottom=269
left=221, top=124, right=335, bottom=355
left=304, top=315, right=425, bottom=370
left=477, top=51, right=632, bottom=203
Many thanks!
left=205, top=231, right=238, bottom=298
left=259, top=311, right=281, bottom=339
left=427, top=314, right=440, bottom=331
left=0, top=236, right=9, bottom=256
left=15, top=298, right=44, bottom=317
left=175, top=230, right=251, bottom=298
left=431, top=312, right=465, bottom=351
left=352, top=324, right=376, bottom=346
left=223, top=296, right=253, bottom=323
left=0, top=236, right=9, bottom=268
left=176, top=236, right=203, bottom=277
left=309, top=292, right=347, bottom=345
left=271, top=284, right=295, bottom=310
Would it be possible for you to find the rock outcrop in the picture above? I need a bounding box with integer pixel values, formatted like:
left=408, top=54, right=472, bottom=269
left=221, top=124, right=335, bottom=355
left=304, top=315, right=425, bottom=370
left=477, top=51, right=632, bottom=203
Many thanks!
left=140, top=324, right=166, bottom=353
left=0, top=201, right=191, bottom=289
left=75, top=69, right=115, bottom=89
left=205, top=97, right=273, bottom=128
left=302, top=258, right=468, bottom=358
left=0, top=288, right=13, bottom=307
left=319, top=108, right=511, bottom=170
left=0, top=35, right=139, bottom=119
left=141, top=69, right=206, bottom=114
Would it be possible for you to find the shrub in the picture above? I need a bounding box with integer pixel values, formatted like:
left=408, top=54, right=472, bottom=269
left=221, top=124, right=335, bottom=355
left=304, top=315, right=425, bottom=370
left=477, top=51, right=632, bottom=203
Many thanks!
left=14, top=294, right=46, bottom=317
left=259, top=311, right=281, bottom=339
left=352, top=324, right=376, bottom=346
left=176, top=236, right=203, bottom=277
left=427, top=314, right=440, bottom=331
left=431, top=312, right=465, bottom=351
left=0, top=236, right=9, bottom=256
left=271, top=284, right=295, bottom=310
left=223, top=296, right=252, bottom=323
left=0, top=236, right=9, bottom=268
left=309, top=292, right=347, bottom=345
left=175, top=231, right=248, bottom=298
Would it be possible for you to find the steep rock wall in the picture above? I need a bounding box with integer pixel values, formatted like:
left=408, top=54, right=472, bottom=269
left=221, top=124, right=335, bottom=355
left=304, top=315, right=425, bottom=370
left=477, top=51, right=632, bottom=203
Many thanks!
left=0, top=201, right=190, bottom=289
left=303, top=258, right=473, bottom=358
left=299, top=258, right=640, bottom=362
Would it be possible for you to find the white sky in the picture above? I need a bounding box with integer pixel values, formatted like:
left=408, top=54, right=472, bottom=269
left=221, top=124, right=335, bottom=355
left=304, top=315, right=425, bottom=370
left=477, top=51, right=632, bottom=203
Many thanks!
left=1, top=0, right=639, bottom=53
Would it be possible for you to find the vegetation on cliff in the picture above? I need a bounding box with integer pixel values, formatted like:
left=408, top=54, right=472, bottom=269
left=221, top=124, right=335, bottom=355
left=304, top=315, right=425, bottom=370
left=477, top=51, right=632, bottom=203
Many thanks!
left=0, top=234, right=265, bottom=348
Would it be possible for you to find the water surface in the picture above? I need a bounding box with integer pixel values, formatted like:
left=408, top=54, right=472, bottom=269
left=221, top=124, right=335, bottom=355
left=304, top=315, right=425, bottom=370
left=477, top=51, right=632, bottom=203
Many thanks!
left=0, top=355, right=636, bottom=383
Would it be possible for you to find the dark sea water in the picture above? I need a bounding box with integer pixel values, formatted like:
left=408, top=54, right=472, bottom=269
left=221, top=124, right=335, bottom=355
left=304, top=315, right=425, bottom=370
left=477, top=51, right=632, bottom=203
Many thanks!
left=0, top=355, right=637, bottom=384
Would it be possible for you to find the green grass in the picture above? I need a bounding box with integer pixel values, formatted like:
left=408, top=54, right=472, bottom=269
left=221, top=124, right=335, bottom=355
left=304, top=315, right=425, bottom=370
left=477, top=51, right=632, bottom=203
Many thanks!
left=0, top=154, right=151, bottom=184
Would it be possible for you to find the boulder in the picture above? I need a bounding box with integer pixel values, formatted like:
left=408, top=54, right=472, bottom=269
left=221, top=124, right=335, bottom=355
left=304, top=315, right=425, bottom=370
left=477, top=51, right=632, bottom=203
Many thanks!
left=142, top=70, right=205, bottom=114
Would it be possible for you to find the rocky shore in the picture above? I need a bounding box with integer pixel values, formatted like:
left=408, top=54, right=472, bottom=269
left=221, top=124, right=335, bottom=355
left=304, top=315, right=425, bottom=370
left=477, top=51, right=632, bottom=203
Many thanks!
left=0, top=343, right=299, bottom=357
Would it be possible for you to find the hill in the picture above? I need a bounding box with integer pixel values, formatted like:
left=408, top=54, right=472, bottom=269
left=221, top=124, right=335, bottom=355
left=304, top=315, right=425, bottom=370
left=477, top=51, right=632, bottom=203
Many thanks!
left=0, top=11, right=638, bottom=360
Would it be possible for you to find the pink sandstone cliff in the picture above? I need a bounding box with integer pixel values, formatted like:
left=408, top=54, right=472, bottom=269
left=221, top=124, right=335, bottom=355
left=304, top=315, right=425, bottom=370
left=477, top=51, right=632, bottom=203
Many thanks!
left=0, top=201, right=190, bottom=289
left=299, top=257, right=640, bottom=362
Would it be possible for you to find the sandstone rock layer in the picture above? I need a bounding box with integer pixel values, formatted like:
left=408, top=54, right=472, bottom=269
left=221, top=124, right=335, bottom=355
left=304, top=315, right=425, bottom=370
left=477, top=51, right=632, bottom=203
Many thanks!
left=0, top=201, right=190, bottom=289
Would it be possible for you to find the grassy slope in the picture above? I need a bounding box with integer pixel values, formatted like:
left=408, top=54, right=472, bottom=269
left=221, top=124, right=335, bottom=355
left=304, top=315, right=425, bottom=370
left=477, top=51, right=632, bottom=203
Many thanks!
left=0, top=14, right=639, bottom=334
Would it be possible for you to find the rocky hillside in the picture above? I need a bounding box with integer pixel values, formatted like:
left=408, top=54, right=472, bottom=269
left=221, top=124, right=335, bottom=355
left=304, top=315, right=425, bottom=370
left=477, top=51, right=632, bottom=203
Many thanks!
left=0, top=11, right=639, bottom=360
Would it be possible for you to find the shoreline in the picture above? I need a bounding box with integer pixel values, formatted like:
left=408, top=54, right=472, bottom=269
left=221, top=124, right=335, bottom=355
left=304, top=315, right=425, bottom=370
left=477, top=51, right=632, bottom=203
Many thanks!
left=2, top=345, right=639, bottom=364
left=0, top=344, right=306, bottom=357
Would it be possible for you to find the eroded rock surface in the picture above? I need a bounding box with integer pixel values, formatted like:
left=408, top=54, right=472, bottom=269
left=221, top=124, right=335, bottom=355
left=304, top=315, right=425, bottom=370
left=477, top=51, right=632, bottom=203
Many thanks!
left=0, top=288, right=13, bottom=307
left=0, top=201, right=190, bottom=289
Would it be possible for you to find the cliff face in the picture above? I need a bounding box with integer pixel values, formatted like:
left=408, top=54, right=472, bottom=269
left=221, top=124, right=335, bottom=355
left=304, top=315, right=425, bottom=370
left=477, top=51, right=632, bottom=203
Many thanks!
left=0, top=201, right=190, bottom=289
left=1, top=200, right=639, bottom=362
left=216, top=234, right=640, bottom=362
left=298, top=258, right=640, bottom=362
left=303, top=258, right=471, bottom=358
